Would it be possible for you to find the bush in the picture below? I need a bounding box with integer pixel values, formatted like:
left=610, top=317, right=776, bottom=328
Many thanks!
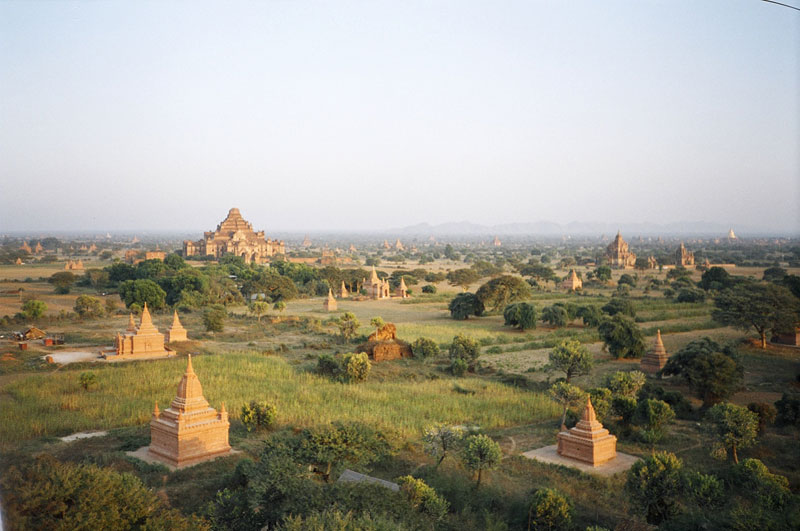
left=398, top=476, right=449, bottom=521
left=775, top=393, right=800, bottom=427
left=527, top=488, right=573, bottom=531
left=503, top=302, right=537, bottom=330
left=676, top=287, right=706, bottom=303
left=451, top=358, right=468, bottom=376
left=21, top=299, right=47, bottom=320
left=461, top=434, right=501, bottom=487
left=601, top=297, right=636, bottom=318
left=203, top=304, right=227, bottom=332
left=747, top=402, right=776, bottom=434
left=598, top=315, right=646, bottom=358
left=79, top=372, right=97, bottom=391
left=421, top=284, right=437, bottom=294
left=411, top=337, right=440, bottom=359
left=449, top=334, right=480, bottom=369
left=241, top=401, right=277, bottom=432
left=343, top=352, right=371, bottom=382
left=74, top=295, right=105, bottom=319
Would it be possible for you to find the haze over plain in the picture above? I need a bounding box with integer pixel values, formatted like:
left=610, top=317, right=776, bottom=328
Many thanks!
left=1, top=1, right=798, bottom=233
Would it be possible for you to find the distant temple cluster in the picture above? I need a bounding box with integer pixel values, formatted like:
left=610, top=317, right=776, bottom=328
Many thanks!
left=605, top=232, right=637, bottom=268
left=364, top=266, right=392, bottom=299
left=184, top=208, right=285, bottom=264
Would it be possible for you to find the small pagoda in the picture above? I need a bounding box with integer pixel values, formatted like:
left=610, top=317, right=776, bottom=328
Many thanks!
left=339, top=280, right=349, bottom=299
left=556, top=398, right=617, bottom=466
left=149, top=355, right=231, bottom=468
left=166, top=311, right=188, bottom=343
left=561, top=269, right=582, bottom=291
left=395, top=277, right=409, bottom=298
left=113, top=303, right=169, bottom=357
left=641, top=330, right=669, bottom=375
left=323, top=288, right=337, bottom=311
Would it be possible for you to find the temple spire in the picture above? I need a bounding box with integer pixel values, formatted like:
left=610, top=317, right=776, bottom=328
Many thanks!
left=186, top=353, right=194, bottom=375
left=140, top=302, right=153, bottom=327
left=127, top=313, right=136, bottom=332
left=153, top=402, right=160, bottom=418
left=582, top=397, right=597, bottom=422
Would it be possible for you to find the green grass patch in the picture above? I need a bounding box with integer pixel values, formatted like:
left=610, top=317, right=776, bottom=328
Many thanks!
left=0, top=351, right=559, bottom=448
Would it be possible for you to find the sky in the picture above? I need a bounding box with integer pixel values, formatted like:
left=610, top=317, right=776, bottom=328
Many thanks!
left=1, top=0, right=798, bottom=234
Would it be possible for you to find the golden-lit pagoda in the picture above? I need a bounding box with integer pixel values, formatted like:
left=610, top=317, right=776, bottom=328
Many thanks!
left=557, top=398, right=617, bottom=466
left=641, top=329, right=669, bottom=374
left=148, top=355, right=231, bottom=468
left=166, top=310, right=188, bottom=343
left=114, top=303, right=169, bottom=357
left=323, top=288, right=337, bottom=311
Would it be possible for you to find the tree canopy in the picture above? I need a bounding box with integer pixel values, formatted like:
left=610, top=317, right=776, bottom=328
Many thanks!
left=661, top=337, right=743, bottom=406
left=712, top=282, right=800, bottom=348
left=475, top=275, right=531, bottom=312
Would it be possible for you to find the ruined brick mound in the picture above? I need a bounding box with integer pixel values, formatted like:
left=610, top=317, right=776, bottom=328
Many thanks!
left=368, top=323, right=397, bottom=342
left=357, top=339, right=412, bottom=362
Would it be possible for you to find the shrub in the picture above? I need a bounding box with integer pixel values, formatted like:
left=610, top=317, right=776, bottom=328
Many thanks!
left=397, top=476, right=449, bottom=521
left=598, top=315, right=646, bottom=358
left=450, top=358, right=468, bottom=376
left=203, top=304, right=227, bottom=332
left=775, top=393, right=800, bottom=427
left=74, top=295, right=105, bottom=319
left=79, top=372, right=97, bottom=391
left=336, top=312, right=361, bottom=341
left=527, top=488, right=573, bottom=531
left=625, top=452, right=683, bottom=525
left=449, top=335, right=480, bottom=368
left=747, top=402, right=777, bottom=435
left=21, top=299, right=47, bottom=320
left=676, top=288, right=705, bottom=303
left=240, top=401, right=277, bottom=432
left=421, top=284, right=437, bottom=294
left=601, top=297, right=636, bottom=318
left=503, top=302, right=537, bottom=330
left=541, top=305, right=568, bottom=327
left=343, top=352, right=371, bottom=382
left=411, top=337, right=440, bottom=359
left=705, top=402, right=759, bottom=463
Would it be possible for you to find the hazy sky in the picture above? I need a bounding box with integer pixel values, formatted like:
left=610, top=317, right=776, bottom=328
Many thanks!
left=1, top=1, right=798, bottom=233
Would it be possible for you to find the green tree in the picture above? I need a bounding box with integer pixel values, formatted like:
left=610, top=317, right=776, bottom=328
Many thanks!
left=475, top=275, right=532, bottom=312
left=541, top=305, right=568, bottom=328
left=74, top=295, right=104, bottom=319
left=729, top=458, right=790, bottom=509
left=203, top=304, right=227, bottom=332
left=1, top=455, right=203, bottom=530
left=598, top=315, right=646, bottom=358
left=705, top=402, right=759, bottom=464
left=660, top=337, right=743, bottom=406
left=336, top=312, right=361, bottom=342
left=548, top=339, right=593, bottom=383
left=527, top=488, right=573, bottom=531
left=370, top=316, right=385, bottom=331
left=118, top=278, right=167, bottom=309
left=521, top=263, right=558, bottom=285
left=249, top=300, right=270, bottom=322
left=601, top=297, right=636, bottom=318
left=448, top=292, right=485, bottom=320
left=618, top=273, right=637, bottom=288
left=461, top=434, right=501, bottom=488
left=634, top=399, right=675, bottom=445
left=625, top=452, right=684, bottom=525
left=49, top=271, right=77, bottom=294
left=422, top=423, right=464, bottom=468
left=592, top=265, right=612, bottom=283
left=298, top=422, right=391, bottom=482
left=273, top=301, right=286, bottom=315
left=576, top=305, right=603, bottom=327
left=712, top=282, right=800, bottom=349
left=699, top=266, right=734, bottom=291
left=79, top=371, right=97, bottom=391
left=411, top=337, right=440, bottom=359
left=747, top=402, right=776, bottom=435
left=503, top=302, right=537, bottom=330
left=21, top=299, right=47, bottom=319
left=604, top=370, right=646, bottom=398
left=398, top=476, right=449, bottom=521
left=446, top=268, right=480, bottom=291
left=241, top=401, right=277, bottom=432
left=549, top=382, right=588, bottom=427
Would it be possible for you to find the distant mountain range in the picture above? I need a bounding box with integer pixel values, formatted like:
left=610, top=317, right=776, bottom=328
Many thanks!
left=386, top=221, right=784, bottom=237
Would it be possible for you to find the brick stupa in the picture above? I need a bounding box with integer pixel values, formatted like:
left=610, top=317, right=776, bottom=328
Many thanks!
left=641, top=329, right=668, bottom=375
left=339, top=280, right=349, bottom=298
left=556, top=398, right=617, bottom=466
left=323, top=288, right=337, bottom=311
left=114, top=303, right=169, bottom=357
left=166, top=310, right=188, bottom=343
left=149, top=355, right=231, bottom=468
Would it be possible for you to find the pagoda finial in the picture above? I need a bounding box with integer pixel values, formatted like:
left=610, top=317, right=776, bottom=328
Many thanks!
left=153, top=401, right=160, bottom=418
left=582, top=397, right=597, bottom=422
left=140, top=302, right=152, bottom=326
left=220, top=402, right=227, bottom=414
left=186, top=354, right=194, bottom=374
